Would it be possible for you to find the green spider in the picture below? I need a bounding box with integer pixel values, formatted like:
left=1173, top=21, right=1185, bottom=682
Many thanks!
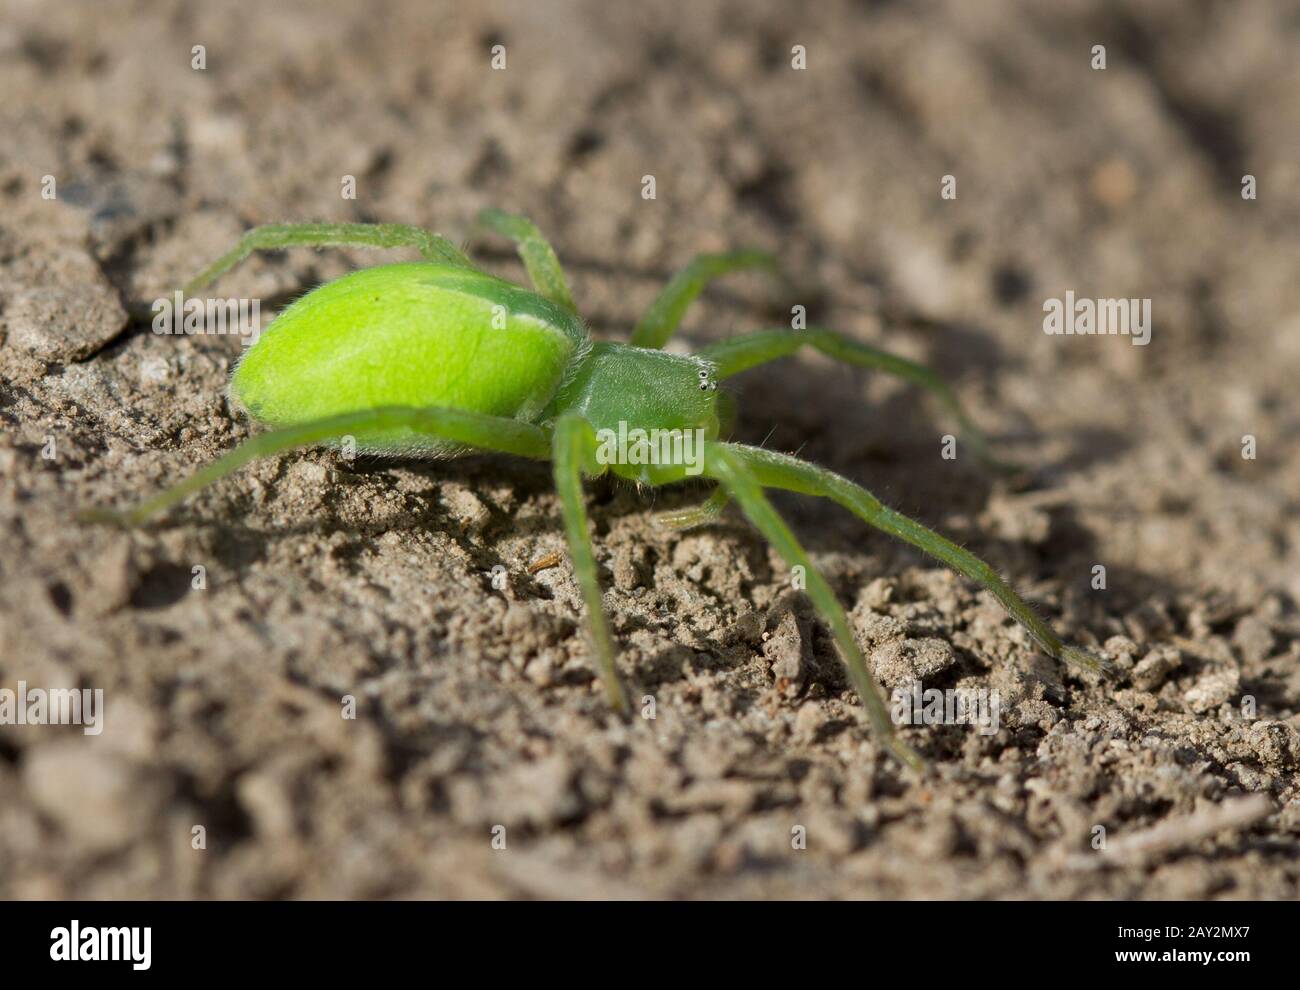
left=83, top=209, right=1112, bottom=769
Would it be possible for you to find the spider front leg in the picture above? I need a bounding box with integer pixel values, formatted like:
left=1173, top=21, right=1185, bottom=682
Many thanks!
left=705, top=444, right=924, bottom=770
left=551, top=413, right=631, bottom=714
left=476, top=208, right=577, bottom=313
left=79, top=407, right=550, bottom=527
left=700, top=328, right=1014, bottom=472
left=630, top=250, right=784, bottom=349
left=654, top=486, right=731, bottom=530
left=183, top=222, right=473, bottom=295
left=714, top=442, right=1114, bottom=678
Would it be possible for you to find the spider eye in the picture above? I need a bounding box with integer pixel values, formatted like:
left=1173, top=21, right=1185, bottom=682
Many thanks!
left=699, top=381, right=708, bottom=390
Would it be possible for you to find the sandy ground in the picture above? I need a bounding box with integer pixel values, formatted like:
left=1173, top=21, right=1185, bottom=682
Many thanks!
left=1, top=0, right=1298, bottom=899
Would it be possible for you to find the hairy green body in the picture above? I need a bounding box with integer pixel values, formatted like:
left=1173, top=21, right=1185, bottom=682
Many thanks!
left=84, top=211, right=1113, bottom=771
left=233, top=263, right=584, bottom=448
left=235, top=263, right=720, bottom=484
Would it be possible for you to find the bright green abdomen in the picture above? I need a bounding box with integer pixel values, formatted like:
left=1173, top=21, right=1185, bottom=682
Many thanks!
left=231, top=263, right=585, bottom=451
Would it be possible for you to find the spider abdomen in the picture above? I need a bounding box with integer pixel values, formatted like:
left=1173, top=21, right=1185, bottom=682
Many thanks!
left=230, top=262, right=586, bottom=452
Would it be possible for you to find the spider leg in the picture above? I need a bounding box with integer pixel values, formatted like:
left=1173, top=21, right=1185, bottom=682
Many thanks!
left=700, top=328, right=1014, bottom=471
left=476, top=208, right=577, bottom=313
left=654, top=485, right=730, bottom=530
left=704, top=443, right=923, bottom=769
left=183, top=222, right=473, bottom=295
left=79, top=406, right=549, bottom=527
left=711, top=441, right=1114, bottom=678
left=630, top=250, right=783, bottom=350
left=551, top=413, right=631, bottom=714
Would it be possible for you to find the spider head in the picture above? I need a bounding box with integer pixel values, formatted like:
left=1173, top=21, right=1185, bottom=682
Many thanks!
left=550, top=342, right=722, bottom=484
